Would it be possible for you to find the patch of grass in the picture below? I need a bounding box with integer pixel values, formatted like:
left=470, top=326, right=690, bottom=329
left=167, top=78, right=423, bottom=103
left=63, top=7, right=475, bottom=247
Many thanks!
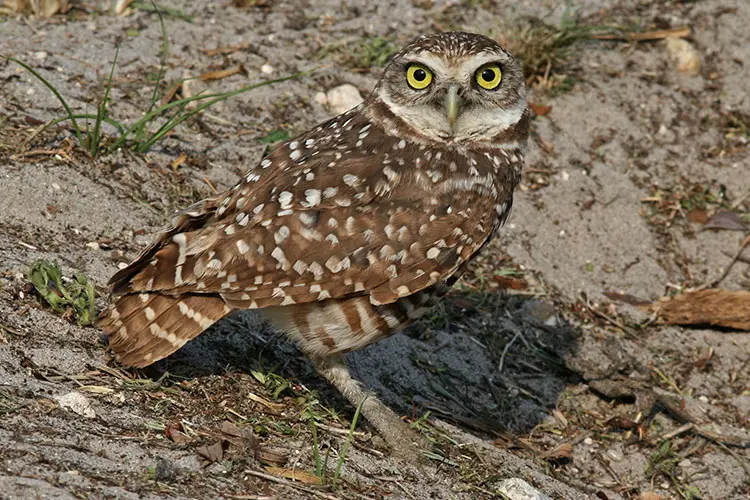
left=0, top=390, right=24, bottom=415
left=251, top=370, right=292, bottom=400
left=647, top=440, right=703, bottom=500
left=27, top=260, right=96, bottom=326
left=493, top=11, right=608, bottom=93
left=640, top=179, right=731, bottom=228
left=258, top=129, right=291, bottom=144
left=5, top=5, right=303, bottom=158
left=317, top=36, right=396, bottom=71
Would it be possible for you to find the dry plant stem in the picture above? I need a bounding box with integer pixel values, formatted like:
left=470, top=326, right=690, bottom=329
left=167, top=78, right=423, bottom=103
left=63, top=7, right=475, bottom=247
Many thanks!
left=705, top=234, right=750, bottom=289
left=242, top=470, right=338, bottom=500
left=591, top=26, right=690, bottom=42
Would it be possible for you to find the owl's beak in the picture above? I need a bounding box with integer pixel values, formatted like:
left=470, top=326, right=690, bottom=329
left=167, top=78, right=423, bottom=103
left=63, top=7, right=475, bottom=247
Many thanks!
left=445, top=84, right=460, bottom=130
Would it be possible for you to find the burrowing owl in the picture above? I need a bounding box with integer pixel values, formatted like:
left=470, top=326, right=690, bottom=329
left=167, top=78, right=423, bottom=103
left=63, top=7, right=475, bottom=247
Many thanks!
left=98, top=31, right=528, bottom=456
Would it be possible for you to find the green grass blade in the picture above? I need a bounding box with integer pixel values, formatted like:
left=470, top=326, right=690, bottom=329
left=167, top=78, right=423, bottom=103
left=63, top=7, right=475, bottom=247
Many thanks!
left=7, top=56, right=85, bottom=148
left=134, top=100, right=190, bottom=152
left=90, top=45, right=120, bottom=157
left=146, top=2, right=169, bottom=116
left=110, top=72, right=306, bottom=153
left=332, top=397, right=365, bottom=489
left=311, top=419, right=323, bottom=479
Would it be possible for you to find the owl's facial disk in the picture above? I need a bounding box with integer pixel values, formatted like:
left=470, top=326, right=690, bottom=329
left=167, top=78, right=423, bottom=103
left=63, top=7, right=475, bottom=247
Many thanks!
left=372, top=32, right=527, bottom=146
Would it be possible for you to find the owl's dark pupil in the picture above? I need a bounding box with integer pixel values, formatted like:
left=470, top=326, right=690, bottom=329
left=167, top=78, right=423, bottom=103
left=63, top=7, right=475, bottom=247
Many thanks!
left=482, top=69, right=495, bottom=82
left=413, top=69, right=426, bottom=81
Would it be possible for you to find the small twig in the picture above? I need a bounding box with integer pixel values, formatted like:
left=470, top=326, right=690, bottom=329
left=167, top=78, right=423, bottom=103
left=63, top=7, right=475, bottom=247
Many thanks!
left=712, top=439, right=750, bottom=477
left=591, top=26, right=690, bottom=42
left=661, top=423, right=694, bottom=440
left=243, top=470, right=338, bottom=499
left=497, top=331, right=520, bottom=373
left=704, top=234, right=750, bottom=289
left=580, top=292, right=639, bottom=337
left=315, top=422, right=366, bottom=438
left=730, top=189, right=750, bottom=210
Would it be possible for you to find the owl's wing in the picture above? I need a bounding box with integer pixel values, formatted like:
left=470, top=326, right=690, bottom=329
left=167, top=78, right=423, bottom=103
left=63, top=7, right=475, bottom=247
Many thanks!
left=109, top=123, right=501, bottom=309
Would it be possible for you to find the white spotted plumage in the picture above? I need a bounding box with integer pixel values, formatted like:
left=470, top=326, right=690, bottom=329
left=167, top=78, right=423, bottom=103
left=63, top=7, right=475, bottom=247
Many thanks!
left=98, top=31, right=528, bottom=454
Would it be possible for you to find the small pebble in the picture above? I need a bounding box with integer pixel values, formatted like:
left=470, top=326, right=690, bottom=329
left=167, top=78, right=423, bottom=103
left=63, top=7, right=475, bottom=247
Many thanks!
left=698, top=395, right=709, bottom=403
left=261, top=64, right=273, bottom=75
left=678, top=459, right=692, bottom=468
left=325, top=84, right=363, bottom=114
left=665, top=37, right=701, bottom=76
left=55, top=392, right=96, bottom=419
left=583, top=437, right=594, bottom=445
left=496, top=478, right=551, bottom=500
left=607, top=448, right=624, bottom=462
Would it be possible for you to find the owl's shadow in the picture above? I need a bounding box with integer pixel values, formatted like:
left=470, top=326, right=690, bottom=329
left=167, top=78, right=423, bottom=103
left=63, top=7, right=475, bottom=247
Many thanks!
left=150, top=292, right=580, bottom=435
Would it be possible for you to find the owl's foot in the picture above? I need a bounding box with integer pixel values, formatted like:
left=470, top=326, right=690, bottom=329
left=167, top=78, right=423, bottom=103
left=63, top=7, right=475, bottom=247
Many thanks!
left=312, top=355, right=429, bottom=466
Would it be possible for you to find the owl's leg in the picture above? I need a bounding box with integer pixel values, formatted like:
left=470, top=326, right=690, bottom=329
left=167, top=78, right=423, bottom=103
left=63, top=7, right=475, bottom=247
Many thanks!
left=311, top=354, right=425, bottom=461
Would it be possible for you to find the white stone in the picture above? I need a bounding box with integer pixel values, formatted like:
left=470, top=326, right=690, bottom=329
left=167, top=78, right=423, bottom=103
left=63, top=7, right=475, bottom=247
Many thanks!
left=665, top=38, right=700, bottom=76
left=261, top=64, right=274, bottom=75
left=496, top=478, right=551, bottom=500
left=325, top=84, right=363, bottom=115
left=54, top=392, right=96, bottom=419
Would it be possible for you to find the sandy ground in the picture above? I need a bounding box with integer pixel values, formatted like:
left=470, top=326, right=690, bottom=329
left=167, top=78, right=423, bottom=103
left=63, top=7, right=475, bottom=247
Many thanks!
left=1, top=0, right=749, bottom=498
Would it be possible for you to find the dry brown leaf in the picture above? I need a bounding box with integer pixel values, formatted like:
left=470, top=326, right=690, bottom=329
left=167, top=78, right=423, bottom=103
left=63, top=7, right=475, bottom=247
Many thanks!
left=538, top=443, right=573, bottom=460
left=264, top=466, right=322, bottom=485
left=171, top=152, right=187, bottom=171
left=652, top=289, right=750, bottom=330
left=687, top=209, right=709, bottom=224
left=640, top=492, right=665, bottom=500
left=258, top=447, right=288, bottom=466
left=703, top=210, right=747, bottom=231
left=196, top=441, right=225, bottom=462
left=493, top=275, right=528, bottom=290
left=528, top=101, right=551, bottom=117
left=165, top=425, right=191, bottom=444
left=199, top=66, right=243, bottom=81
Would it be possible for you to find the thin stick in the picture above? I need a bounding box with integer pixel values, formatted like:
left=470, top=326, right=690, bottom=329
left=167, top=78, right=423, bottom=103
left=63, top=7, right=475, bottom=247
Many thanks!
left=243, top=470, right=338, bottom=500
left=706, top=234, right=750, bottom=288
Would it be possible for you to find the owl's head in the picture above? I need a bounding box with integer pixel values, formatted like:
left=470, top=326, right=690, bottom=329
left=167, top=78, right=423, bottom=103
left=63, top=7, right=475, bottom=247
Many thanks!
left=370, top=32, right=527, bottom=147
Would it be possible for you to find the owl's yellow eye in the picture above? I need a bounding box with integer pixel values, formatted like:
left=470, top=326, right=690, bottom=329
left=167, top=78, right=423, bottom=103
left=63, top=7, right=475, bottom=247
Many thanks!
left=475, top=63, right=502, bottom=90
left=406, top=64, right=433, bottom=90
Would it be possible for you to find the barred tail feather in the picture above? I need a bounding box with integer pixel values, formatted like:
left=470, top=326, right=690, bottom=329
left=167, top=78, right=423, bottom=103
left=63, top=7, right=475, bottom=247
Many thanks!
left=97, top=293, right=232, bottom=368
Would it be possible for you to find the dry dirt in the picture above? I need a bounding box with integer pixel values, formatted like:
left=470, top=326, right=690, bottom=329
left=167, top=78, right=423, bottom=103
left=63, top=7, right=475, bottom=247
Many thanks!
left=1, top=1, right=749, bottom=499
